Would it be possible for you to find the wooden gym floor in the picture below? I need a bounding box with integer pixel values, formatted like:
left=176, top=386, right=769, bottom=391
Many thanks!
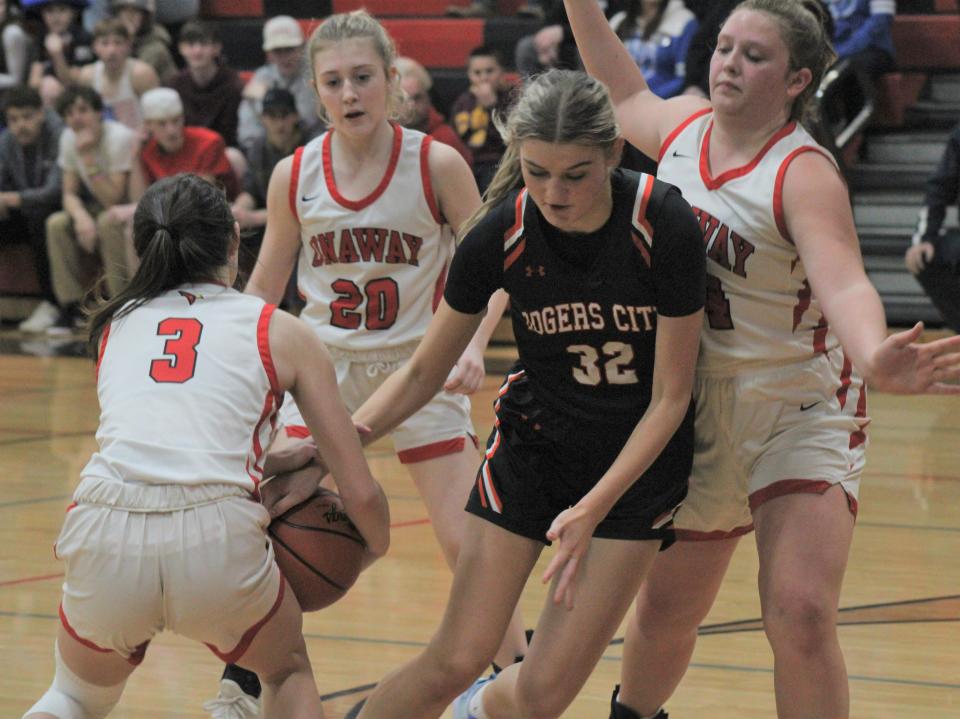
left=0, top=335, right=958, bottom=718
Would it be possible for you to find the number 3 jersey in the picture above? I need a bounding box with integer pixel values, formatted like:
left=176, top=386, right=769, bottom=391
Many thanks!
left=82, top=285, right=282, bottom=493
left=445, top=168, right=705, bottom=426
left=657, top=109, right=842, bottom=375
left=291, top=123, right=454, bottom=351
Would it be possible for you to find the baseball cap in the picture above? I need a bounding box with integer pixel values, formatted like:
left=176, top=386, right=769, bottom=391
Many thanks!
left=141, top=87, right=183, bottom=121
left=261, top=87, right=298, bottom=116
left=262, top=16, right=303, bottom=51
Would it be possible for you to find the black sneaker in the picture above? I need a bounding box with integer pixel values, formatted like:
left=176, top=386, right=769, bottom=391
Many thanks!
left=609, top=685, right=668, bottom=719
left=46, top=303, right=83, bottom=336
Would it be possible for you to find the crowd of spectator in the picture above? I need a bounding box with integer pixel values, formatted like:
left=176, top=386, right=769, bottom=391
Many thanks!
left=1, top=0, right=954, bottom=337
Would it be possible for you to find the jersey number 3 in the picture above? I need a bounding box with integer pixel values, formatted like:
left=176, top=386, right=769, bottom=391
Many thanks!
left=150, top=318, right=203, bottom=383
left=567, top=342, right=638, bottom=386
left=331, top=278, right=400, bottom=330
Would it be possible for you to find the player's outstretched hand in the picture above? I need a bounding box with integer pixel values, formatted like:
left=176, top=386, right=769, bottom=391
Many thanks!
left=542, top=503, right=602, bottom=610
left=444, top=341, right=486, bottom=394
left=261, top=462, right=325, bottom=519
left=868, top=322, right=960, bottom=395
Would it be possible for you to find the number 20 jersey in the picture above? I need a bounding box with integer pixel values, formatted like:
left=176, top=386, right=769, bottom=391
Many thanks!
left=82, top=285, right=282, bottom=494
left=657, top=109, right=842, bottom=375
left=291, top=123, right=453, bottom=351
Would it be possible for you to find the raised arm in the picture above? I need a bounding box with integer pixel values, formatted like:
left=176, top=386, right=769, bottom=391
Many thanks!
left=245, top=154, right=301, bottom=303
left=270, top=308, right=391, bottom=560
left=786, top=152, right=960, bottom=395
left=563, top=0, right=705, bottom=158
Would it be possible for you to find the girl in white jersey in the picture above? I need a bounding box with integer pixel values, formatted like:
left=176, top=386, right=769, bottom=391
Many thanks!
left=564, top=1, right=960, bottom=718
left=209, top=9, right=526, bottom=713
left=22, top=174, right=390, bottom=719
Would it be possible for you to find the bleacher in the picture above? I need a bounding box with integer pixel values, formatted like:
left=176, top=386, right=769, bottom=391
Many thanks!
left=3, top=1, right=960, bottom=327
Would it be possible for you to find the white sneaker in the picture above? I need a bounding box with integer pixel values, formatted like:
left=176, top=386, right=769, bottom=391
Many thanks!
left=202, top=678, right=261, bottom=719
left=452, top=674, right=495, bottom=719
left=18, top=300, right=59, bottom=333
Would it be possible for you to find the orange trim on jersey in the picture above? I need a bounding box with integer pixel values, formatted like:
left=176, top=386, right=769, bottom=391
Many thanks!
left=289, top=146, right=304, bottom=221
left=658, top=107, right=712, bottom=163
left=323, top=123, right=403, bottom=211
left=207, top=575, right=286, bottom=665
left=284, top=424, right=310, bottom=439
left=95, top=322, right=111, bottom=379
left=773, top=146, right=834, bottom=243
left=257, top=304, right=281, bottom=396
left=432, top=261, right=447, bottom=312
left=420, top=135, right=443, bottom=225
left=748, top=478, right=858, bottom=518
left=480, top=459, right=503, bottom=514
left=633, top=173, right=655, bottom=240
left=504, top=237, right=526, bottom=272
left=396, top=436, right=468, bottom=464
left=503, top=189, right=527, bottom=271
left=700, top=120, right=797, bottom=190
left=476, top=474, right=488, bottom=509
left=674, top=524, right=754, bottom=541
left=47, top=613, right=147, bottom=664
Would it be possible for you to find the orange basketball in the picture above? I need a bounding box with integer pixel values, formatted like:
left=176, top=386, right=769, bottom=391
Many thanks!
left=268, top=487, right=366, bottom=612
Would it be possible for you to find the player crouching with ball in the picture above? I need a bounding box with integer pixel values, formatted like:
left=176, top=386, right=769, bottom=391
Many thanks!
left=22, top=173, right=389, bottom=719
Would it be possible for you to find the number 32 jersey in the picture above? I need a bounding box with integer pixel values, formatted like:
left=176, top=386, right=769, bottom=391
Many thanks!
left=291, top=123, right=453, bottom=351
left=82, top=285, right=282, bottom=494
left=445, top=168, right=705, bottom=425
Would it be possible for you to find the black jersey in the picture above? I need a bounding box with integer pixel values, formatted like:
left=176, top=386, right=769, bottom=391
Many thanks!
left=446, top=168, right=705, bottom=425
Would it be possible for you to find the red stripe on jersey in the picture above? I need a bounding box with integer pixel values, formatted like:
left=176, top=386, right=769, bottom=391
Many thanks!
left=95, top=322, right=112, bottom=380
left=792, top=280, right=812, bottom=332
left=247, top=391, right=278, bottom=485
left=701, top=120, right=797, bottom=190
left=836, top=355, right=853, bottom=409
left=658, top=107, right=712, bottom=163
left=812, top=317, right=829, bottom=354
left=324, top=123, right=403, bottom=211
left=59, top=603, right=112, bottom=654
left=420, top=135, right=443, bottom=225
left=289, top=146, right=304, bottom=221
left=631, top=230, right=652, bottom=268
left=504, top=237, right=526, bottom=272
left=773, top=146, right=834, bottom=243
left=432, top=261, right=447, bottom=312
left=850, top=382, right=869, bottom=449
left=285, top=425, right=310, bottom=439
left=207, top=576, right=286, bottom=665
left=397, top=436, right=467, bottom=464
left=257, top=304, right=281, bottom=396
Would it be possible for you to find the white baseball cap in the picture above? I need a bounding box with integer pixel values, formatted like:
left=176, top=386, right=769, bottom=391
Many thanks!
left=141, top=87, right=183, bottom=121
left=263, top=16, right=303, bottom=51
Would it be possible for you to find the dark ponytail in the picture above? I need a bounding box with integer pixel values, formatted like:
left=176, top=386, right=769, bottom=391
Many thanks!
left=87, top=174, right=236, bottom=356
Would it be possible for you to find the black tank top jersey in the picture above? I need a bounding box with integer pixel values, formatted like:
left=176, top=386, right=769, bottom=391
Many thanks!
left=446, top=168, right=705, bottom=425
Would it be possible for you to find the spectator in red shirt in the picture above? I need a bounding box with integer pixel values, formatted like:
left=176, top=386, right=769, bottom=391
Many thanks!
left=396, top=56, right=473, bottom=170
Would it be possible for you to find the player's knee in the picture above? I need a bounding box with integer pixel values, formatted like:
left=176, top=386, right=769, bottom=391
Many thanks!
left=762, top=586, right=836, bottom=654
left=23, top=643, right=125, bottom=719
left=634, top=586, right=701, bottom=639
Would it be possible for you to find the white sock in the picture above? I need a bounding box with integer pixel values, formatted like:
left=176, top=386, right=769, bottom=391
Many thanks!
left=467, top=680, right=490, bottom=719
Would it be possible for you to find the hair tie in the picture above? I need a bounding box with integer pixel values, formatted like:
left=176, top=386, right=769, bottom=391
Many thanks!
left=156, top=224, right=172, bottom=235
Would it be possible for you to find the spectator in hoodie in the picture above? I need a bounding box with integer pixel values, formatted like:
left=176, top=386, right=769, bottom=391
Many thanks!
left=396, top=56, right=472, bottom=168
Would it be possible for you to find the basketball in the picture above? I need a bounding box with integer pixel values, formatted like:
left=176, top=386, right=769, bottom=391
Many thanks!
left=268, top=487, right=367, bottom=612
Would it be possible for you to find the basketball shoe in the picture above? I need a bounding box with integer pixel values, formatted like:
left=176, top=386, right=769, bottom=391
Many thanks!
left=452, top=674, right=496, bottom=719
left=609, top=684, right=668, bottom=719
left=203, top=665, right=261, bottom=719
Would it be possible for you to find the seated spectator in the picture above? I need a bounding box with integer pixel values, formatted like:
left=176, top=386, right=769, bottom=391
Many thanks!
left=828, top=0, right=895, bottom=79
left=169, top=20, right=243, bottom=150
left=447, top=0, right=548, bottom=20
left=609, top=0, right=697, bottom=99
left=395, top=56, right=472, bottom=168
left=0, top=85, right=64, bottom=332
left=25, top=0, right=95, bottom=108
left=45, top=83, right=137, bottom=333
left=906, top=121, right=960, bottom=333
left=77, top=17, right=158, bottom=131
left=237, top=15, right=322, bottom=153
left=0, top=0, right=33, bottom=108
left=451, top=45, right=513, bottom=194
left=110, top=0, right=175, bottom=84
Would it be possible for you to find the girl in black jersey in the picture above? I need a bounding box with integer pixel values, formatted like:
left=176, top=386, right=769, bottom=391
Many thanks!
left=348, top=69, right=706, bottom=719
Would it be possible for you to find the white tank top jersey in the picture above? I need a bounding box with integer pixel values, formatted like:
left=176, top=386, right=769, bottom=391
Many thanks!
left=657, top=109, right=842, bottom=375
left=93, top=59, right=143, bottom=131
left=290, top=123, right=454, bottom=351
left=82, top=284, right=282, bottom=494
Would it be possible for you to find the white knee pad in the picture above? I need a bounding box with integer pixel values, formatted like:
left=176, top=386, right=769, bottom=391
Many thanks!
left=22, top=641, right=126, bottom=719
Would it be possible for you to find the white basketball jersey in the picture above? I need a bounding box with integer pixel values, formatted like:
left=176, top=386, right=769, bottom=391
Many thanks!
left=82, top=284, right=282, bottom=493
left=291, top=123, right=453, bottom=351
left=658, top=109, right=841, bottom=374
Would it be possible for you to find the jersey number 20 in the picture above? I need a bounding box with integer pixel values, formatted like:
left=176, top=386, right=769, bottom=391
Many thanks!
left=567, top=342, right=638, bottom=385
left=150, top=318, right=203, bottom=383
left=330, top=278, right=400, bottom=330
